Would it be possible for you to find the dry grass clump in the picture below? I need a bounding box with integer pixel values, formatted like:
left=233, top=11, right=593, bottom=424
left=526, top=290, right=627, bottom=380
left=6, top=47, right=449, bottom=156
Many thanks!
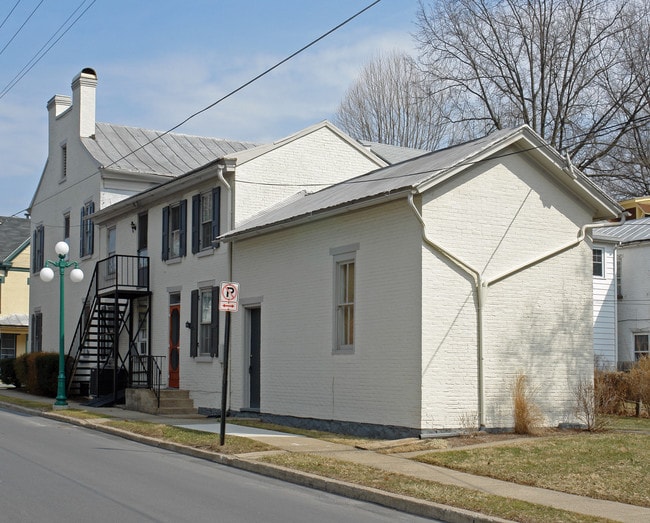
left=512, top=373, right=544, bottom=435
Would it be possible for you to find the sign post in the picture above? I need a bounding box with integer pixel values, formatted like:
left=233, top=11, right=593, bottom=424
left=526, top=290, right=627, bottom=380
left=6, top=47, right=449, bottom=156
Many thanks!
left=219, top=282, right=239, bottom=445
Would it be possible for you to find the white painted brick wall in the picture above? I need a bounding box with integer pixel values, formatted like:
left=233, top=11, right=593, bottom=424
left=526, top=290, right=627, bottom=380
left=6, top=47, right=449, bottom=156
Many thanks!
left=230, top=200, right=423, bottom=428
left=420, top=152, right=594, bottom=429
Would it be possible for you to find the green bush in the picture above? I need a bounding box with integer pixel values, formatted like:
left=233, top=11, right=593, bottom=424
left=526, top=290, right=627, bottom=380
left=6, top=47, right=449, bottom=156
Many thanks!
left=0, top=358, right=21, bottom=387
left=12, top=352, right=61, bottom=397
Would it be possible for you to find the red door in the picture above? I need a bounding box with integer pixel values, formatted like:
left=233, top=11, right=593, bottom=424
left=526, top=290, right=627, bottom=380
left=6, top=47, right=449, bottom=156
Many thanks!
left=168, top=303, right=180, bottom=388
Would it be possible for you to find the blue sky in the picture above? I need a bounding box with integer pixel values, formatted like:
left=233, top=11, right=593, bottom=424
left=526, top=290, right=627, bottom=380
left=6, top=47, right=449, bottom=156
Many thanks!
left=0, top=0, right=420, bottom=217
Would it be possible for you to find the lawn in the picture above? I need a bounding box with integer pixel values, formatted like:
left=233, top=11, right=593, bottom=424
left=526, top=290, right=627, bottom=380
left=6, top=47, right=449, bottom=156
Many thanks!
left=414, top=431, right=650, bottom=507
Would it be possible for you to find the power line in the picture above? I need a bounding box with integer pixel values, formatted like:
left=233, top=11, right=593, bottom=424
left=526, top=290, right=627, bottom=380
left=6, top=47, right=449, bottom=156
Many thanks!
left=29, top=0, right=383, bottom=213
left=0, top=1, right=22, bottom=33
left=0, top=0, right=44, bottom=57
left=0, top=0, right=96, bottom=100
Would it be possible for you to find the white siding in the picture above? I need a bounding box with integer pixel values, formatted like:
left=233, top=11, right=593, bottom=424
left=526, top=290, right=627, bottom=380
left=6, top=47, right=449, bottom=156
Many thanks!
left=592, top=242, right=618, bottom=369
left=616, top=243, right=650, bottom=365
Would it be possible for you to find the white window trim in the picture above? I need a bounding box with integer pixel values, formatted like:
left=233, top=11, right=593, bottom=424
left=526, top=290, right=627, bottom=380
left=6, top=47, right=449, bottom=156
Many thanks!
left=593, top=248, right=604, bottom=278
left=331, top=243, right=359, bottom=354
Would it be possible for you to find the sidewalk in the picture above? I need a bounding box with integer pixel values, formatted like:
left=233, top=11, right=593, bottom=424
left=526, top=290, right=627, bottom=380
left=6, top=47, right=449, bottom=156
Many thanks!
left=1, top=386, right=648, bottom=523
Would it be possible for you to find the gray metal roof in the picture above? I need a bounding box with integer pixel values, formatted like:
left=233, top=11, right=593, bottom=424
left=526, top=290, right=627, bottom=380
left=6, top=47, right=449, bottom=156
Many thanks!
left=82, top=123, right=261, bottom=177
left=592, top=217, right=650, bottom=244
left=222, top=127, right=523, bottom=239
left=222, top=125, right=619, bottom=241
left=359, top=140, right=430, bottom=164
left=0, top=313, right=29, bottom=327
left=0, top=216, right=30, bottom=262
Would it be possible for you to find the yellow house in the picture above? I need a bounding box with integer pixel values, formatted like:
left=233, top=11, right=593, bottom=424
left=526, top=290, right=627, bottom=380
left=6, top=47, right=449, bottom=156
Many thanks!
left=0, top=216, right=30, bottom=359
left=619, top=196, right=650, bottom=220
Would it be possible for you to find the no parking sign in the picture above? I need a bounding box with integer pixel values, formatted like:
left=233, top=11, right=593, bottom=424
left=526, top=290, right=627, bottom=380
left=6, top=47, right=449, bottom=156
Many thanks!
left=219, top=281, right=239, bottom=312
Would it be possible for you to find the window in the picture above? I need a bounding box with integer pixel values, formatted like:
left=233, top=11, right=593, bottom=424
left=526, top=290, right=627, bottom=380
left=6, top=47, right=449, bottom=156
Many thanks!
left=162, top=200, right=187, bottom=260
left=593, top=248, right=604, bottom=277
left=634, top=334, right=649, bottom=361
left=61, top=144, right=67, bottom=180
left=80, top=201, right=95, bottom=257
left=331, top=244, right=358, bottom=353
left=31, top=311, right=42, bottom=352
left=190, top=286, right=219, bottom=357
left=32, top=224, right=44, bottom=272
left=1, top=334, right=16, bottom=359
left=63, top=213, right=70, bottom=245
left=107, top=226, right=116, bottom=275
left=192, top=187, right=221, bottom=253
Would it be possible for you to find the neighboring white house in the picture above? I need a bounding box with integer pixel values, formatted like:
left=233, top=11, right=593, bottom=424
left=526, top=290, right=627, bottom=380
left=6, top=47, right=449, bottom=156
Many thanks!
left=591, top=236, right=619, bottom=369
left=593, top=217, right=650, bottom=369
left=220, top=126, right=622, bottom=435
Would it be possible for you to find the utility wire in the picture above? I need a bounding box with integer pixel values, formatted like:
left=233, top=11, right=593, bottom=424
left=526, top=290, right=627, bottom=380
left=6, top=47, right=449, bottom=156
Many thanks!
left=28, top=0, right=383, bottom=214
left=0, top=0, right=96, bottom=100
left=0, top=0, right=43, bottom=57
left=0, top=1, right=22, bottom=33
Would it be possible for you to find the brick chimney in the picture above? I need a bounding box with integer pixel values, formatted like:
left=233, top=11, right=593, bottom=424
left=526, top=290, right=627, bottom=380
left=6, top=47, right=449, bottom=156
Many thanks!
left=71, top=67, right=97, bottom=138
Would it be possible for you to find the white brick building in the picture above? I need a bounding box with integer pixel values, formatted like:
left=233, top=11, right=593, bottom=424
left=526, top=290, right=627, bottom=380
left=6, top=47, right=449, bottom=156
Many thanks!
left=222, top=127, right=622, bottom=435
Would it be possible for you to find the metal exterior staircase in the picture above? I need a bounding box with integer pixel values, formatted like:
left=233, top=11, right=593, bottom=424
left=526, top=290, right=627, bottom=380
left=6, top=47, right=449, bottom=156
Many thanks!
left=66, top=255, right=154, bottom=403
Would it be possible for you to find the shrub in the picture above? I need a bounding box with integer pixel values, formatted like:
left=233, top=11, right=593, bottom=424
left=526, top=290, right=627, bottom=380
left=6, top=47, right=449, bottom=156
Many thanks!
left=11, top=352, right=60, bottom=397
left=0, top=358, right=21, bottom=387
left=628, top=357, right=650, bottom=416
left=512, top=373, right=544, bottom=435
left=594, top=368, right=628, bottom=415
left=574, top=374, right=611, bottom=431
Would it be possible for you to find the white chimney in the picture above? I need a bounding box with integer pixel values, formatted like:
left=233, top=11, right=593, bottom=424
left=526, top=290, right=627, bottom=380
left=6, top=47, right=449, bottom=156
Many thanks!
left=71, top=67, right=97, bottom=138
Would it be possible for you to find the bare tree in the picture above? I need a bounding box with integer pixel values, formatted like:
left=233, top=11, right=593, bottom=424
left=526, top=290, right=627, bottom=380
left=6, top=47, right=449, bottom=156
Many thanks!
left=335, top=50, right=451, bottom=151
left=413, top=0, right=650, bottom=194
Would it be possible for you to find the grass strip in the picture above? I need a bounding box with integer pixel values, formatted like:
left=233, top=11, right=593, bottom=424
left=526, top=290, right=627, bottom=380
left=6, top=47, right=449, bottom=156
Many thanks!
left=260, top=453, right=615, bottom=523
left=0, top=393, right=52, bottom=410
left=105, top=420, right=275, bottom=454
left=414, top=432, right=650, bottom=507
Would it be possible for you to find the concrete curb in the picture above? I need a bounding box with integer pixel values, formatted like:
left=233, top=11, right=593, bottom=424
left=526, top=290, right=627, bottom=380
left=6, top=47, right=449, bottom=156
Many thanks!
left=5, top=403, right=511, bottom=523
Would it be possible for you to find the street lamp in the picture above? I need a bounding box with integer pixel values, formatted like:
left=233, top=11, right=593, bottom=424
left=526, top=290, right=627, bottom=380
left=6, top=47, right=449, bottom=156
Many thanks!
left=40, top=241, right=84, bottom=408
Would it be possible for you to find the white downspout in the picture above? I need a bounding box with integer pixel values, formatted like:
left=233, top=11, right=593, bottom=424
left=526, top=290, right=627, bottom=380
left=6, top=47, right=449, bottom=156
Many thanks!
left=408, top=193, right=488, bottom=427
left=408, top=191, right=625, bottom=429
left=216, top=163, right=234, bottom=412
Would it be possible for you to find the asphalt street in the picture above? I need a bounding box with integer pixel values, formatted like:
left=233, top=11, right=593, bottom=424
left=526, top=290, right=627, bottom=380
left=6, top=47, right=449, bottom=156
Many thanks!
left=0, top=407, right=439, bottom=523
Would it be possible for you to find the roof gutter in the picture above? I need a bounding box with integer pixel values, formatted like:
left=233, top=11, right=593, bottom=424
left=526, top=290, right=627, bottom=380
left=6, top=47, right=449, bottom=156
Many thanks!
left=408, top=191, right=625, bottom=430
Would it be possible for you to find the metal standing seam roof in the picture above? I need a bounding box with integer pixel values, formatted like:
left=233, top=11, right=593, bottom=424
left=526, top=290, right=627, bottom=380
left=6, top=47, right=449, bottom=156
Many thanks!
left=220, top=127, right=525, bottom=239
left=82, top=122, right=262, bottom=177
left=221, top=125, right=619, bottom=241
left=359, top=140, right=430, bottom=164
left=592, top=217, right=650, bottom=244
left=0, top=217, right=30, bottom=262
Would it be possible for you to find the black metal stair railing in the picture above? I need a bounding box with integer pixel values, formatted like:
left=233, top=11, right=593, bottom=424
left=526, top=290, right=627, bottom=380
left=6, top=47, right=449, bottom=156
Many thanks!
left=66, top=255, right=150, bottom=397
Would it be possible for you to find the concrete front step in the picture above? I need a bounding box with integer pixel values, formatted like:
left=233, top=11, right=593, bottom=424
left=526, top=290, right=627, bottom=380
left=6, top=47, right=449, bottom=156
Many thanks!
left=125, top=388, right=197, bottom=415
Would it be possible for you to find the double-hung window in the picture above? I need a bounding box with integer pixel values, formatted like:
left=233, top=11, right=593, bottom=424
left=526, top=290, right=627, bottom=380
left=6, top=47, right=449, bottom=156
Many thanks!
left=162, top=200, right=187, bottom=260
left=0, top=334, right=16, bottom=359
left=192, top=187, right=221, bottom=253
left=331, top=244, right=358, bottom=353
left=593, top=248, right=604, bottom=277
left=189, top=286, right=219, bottom=357
left=80, top=201, right=95, bottom=257
left=634, top=334, right=649, bottom=361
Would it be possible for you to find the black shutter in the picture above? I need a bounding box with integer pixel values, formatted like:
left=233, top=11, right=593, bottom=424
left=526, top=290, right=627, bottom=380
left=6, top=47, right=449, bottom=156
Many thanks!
left=161, top=206, right=169, bottom=261
left=38, top=226, right=44, bottom=270
left=191, top=194, right=200, bottom=254
left=210, top=286, right=219, bottom=357
left=88, top=201, right=95, bottom=255
left=179, top=199, right=187, bottom=257
left=211, top=187, right=221, bottom=248
left=190, top=289, right=198, bottom=357
left=79, top=206, right=85, bottom=257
